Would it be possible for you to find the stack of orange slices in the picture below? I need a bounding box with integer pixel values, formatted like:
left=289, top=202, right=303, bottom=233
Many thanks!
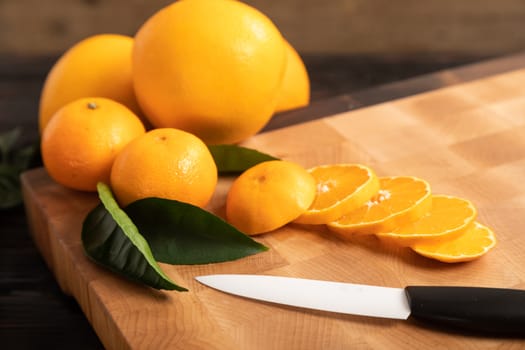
left=314, top=164, right=496, bottom=263
left=226, top=161, right=496, bottom=263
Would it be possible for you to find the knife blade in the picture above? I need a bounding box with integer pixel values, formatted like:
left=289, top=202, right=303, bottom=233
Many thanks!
left=195, top=274, right=525, bottom=336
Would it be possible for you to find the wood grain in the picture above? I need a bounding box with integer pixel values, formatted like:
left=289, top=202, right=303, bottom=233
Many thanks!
left=21, top=68, right=525, bottom=349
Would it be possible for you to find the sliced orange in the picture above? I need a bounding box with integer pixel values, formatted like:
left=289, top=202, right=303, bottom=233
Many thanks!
left=376, top=195, right=477, bottom=247
left=327, top=176, right=432, bottom=235
left=226, top=160, right=316, bottom=235
left=294, top=164, right=380, bottom=225
left=411, top=221, right=496, bottom=263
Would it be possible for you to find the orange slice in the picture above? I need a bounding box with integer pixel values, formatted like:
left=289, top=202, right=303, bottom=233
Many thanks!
left=327, top=176, right=432, bottom=235
left=411, top=221, right=496, bottom=263
left=376, top=195, right=477, bottom=247
left=294, top=164, right=380, bottom=225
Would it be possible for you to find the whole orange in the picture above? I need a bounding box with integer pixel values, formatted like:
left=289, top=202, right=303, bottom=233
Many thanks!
left=39, top=34, right=144, bottom=133
left=274, top=40, right=310, bottom=113
left=110, top=128, right=218, bottom=208
left=132, top=0, right=287, bottom=144
left=41, top=97, right=146, bottom=191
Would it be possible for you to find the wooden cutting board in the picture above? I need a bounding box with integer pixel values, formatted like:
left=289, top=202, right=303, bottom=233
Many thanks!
left=22, top=68, right=525, bottom=349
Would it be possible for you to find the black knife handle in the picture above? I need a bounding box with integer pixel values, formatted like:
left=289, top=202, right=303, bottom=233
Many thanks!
left=405, top=286, right=525, bottom=336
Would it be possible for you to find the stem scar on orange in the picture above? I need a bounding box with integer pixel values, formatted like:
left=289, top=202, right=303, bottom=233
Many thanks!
left=41, top=97, right=146, bottom=192
left=110, top=128, right=218, bottom=208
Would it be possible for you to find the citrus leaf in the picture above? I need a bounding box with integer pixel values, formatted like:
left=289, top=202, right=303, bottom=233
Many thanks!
left=208, top=144, right=278, bottom=173
left=124, top=197, right=268, bottom=265
left=82, top=183, right=187, bottom=291
left=0, top=127, right=39, bottom=210
left=0, top=128, right=22, bottom=162
left=0, top=165, right=22, bottom=209
left=14, top=144, right=38, bottom=171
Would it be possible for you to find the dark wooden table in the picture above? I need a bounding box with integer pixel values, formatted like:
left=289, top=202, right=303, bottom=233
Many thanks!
left=2, top=51, right=525, bottom=349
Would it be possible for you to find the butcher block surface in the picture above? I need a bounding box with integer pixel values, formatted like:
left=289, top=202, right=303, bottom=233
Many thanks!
left=21, top=68, right=525, bottom=349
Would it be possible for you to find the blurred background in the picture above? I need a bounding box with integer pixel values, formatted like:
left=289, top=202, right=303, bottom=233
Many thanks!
left=2, top=0, right=525, bottom=58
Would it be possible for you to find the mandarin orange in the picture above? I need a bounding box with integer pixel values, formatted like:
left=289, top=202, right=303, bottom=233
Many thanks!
left=41, top=97, right=145, bottom=191
left=226, top=160, right=316, bottom=235
left=110, top=128, right=217, bottom=208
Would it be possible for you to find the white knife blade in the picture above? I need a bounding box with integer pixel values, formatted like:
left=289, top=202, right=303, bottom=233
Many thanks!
left=196, top=274, right=410, bottom=319
left=195, top=274, right=525, bottom=336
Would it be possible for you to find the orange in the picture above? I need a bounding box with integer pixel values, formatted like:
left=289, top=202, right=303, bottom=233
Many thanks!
left=412, top=221, right=496, bottom=263
left=110, top=128, right=217, bottom=208
left=376, top=195, right=477, bottom=247
left=41, top=97, right=145, bottom=192
left=294, top=164, right=379, bottom=225
left=327, top=176, right=432, bottom=235
left=132, top=0, right=287, bottom=144
left=39, top=34, right=143, bottom=133
left=226, top=160, right=316, bottom=235
left=274, top=40, right=310, bottom=113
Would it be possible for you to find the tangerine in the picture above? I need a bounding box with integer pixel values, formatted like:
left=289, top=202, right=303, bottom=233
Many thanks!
left=226, top=160, right=316, bottom=235
left=110, top=128, right=217, bottom=208
left=41, top=97, right=145, bottom=191
left=39, top=34, right=143, bottom=133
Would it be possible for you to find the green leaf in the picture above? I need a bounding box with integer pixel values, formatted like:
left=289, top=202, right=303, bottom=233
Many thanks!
left=125, top=197, right=268, bottom=265
left=0, top=128, right=22, bottom=163
left=82, top=183, right=187, bottom=291
left=13, top=144, right=38, bottom=171
left=0, top=127, right=38, bottom=210
left=208, top=144, right=278, bottom=174
left=0, top=164, right=22, bottom=209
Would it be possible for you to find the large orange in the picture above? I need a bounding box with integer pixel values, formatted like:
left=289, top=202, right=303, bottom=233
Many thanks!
left=274, top=40, right=310, bottom=113
left=39, top=34, right=143, bottom=133
left=110, top=128, right=218, bottom=208
left=132, top=0, right=287, bottom=145
left=41, top=97, right=146, bottom=191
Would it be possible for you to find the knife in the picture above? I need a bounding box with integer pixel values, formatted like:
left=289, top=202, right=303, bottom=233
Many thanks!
left=195, top=274, right=525, bottom=336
